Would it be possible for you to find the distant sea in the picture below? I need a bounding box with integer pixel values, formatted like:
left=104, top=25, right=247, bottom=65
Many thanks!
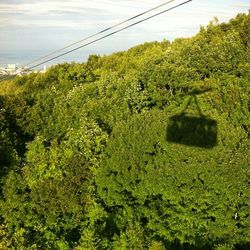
left=0, top=49, right=109, bottom=70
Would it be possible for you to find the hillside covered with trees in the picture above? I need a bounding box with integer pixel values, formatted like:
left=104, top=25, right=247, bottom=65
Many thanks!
left=0, top=12, right=249, bottom=249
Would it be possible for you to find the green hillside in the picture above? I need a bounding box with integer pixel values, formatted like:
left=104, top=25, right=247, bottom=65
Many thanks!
left=0, top=12, right=249, bottom=249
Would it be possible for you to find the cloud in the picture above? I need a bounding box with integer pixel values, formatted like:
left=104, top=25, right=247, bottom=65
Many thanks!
left=0, top=0, right=149, bottom=34
left=0, top=0, right=29, bottom=4
left=0, top=0, right=149, bottom=16
left=1, top=0, right=248, bottom=30
left=232, top=4, right=250, bottom=9
left=0, top=0, right=186, bottom=30
left=0, top=0, right=249, bottom=53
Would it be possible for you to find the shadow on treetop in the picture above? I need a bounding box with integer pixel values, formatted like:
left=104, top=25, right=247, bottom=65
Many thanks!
left=166, top=92, right=217, bottom=148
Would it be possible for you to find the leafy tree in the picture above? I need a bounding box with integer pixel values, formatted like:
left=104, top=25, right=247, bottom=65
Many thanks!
left=0, top=12, right=249, bottom=249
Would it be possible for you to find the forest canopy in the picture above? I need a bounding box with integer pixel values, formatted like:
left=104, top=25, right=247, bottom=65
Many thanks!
left=0, top=12, right=249, bottom=249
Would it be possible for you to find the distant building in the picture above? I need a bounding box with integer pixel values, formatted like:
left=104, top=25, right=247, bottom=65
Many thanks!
left=41, top=65, right=47, bottom=73
left=0, top=64, right=18, bottom=76
left=7, top=64, right=17, bottom=70
left=0, top=64, right=48, bottom=77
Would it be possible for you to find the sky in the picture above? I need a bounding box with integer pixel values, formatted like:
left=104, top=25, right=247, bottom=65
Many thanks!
left=0, top=0, right=249, bottom=67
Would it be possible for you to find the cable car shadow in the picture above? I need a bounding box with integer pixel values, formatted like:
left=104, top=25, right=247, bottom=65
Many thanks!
left=166, top=95, right=218, bottom=148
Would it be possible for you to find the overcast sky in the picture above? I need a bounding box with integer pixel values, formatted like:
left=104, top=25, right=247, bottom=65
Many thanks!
left=0, top=0, right=249, bottom=65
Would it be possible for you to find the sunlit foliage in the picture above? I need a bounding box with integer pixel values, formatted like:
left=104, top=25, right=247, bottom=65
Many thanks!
left=0, top=12, right=249, bottom=249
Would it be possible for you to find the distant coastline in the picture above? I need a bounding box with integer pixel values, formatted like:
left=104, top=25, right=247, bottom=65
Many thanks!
left=0, top=49, right=113, bottom=70
left=0, top=50, right=87, bottom=70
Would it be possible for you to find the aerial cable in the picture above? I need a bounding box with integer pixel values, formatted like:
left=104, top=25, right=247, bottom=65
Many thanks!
left=20, top=0, right=178, bottom=68
left=0, top=0, right=192, bottom=82
left=26, top=0, right=192, bottom=70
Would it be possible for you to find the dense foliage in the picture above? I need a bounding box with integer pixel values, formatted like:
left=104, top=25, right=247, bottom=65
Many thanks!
left=0, top=13, right=249, bottom=249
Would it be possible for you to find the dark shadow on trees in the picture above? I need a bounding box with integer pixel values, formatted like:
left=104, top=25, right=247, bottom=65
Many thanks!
left=235, top=243, right=250, bottom=250
left=166, top=95, right=217, bottom=148
left=164, top=242, right=250, bottom=250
